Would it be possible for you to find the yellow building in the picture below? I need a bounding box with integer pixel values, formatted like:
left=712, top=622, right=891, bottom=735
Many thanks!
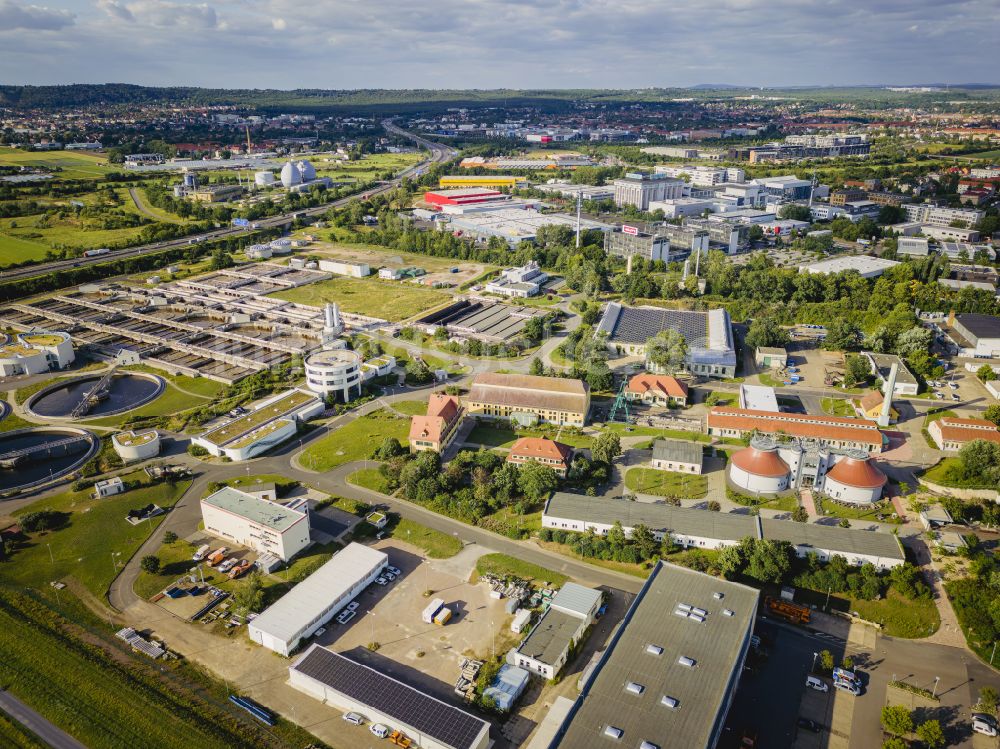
left=857, top=390, right=898, bottom=422
left=439, top=175, right=528, bottom=189
left=465, top=373, right=589, bottom=427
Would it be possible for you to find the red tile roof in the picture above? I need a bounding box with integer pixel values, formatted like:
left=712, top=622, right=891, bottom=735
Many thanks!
left=626, top=374, right=689, bottom=399
left=508, top=437, right=573, bottom=465
left=409, top=394, right=462, bottom=444
left=826, top=457, right=887, bottom=489
left=933, top=417, right=1000, bottom=445
left=707, top=407, right=883, bottom=447
left=730, top=445, right=789, bottom=478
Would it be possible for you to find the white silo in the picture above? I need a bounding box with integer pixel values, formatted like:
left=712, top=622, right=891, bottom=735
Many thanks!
left=296, top=160, right=317, bottom=182
left=280, top=161, right=302, bottom=187
left=255, top=171, right=276, bottom=187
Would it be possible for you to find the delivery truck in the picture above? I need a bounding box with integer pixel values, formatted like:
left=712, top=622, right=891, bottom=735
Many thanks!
left=422, top=598, right=445, bottom=624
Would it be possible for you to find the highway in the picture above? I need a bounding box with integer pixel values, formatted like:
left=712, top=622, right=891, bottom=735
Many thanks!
left=0, top=122, right=456, bottom=284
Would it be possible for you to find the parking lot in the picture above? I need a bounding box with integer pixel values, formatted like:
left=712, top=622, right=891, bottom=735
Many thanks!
left=313, top=541, right=512, bottom=706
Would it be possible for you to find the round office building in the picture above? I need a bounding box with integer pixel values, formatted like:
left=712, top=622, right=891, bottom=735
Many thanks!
left=304, top=349, right=363, bottom=402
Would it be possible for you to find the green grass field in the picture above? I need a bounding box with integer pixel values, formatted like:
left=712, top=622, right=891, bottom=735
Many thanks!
left=624, top=467, right=708, bottom=498
left=392, top=518, right=463, bottom=559
left=0, top=146, right=112, bottom=178
left=268, top=276, right=450, bottom=321
left=0, top=213, right=149, bottom=260
left=850, top=589, right=940, bottom=638
left=347, top=467, right=393, bottom=493
left=601, top=422, right=711, bottom=442
left=299, top=407, right=413, bottom=471
left=0, top=233, right=54, bottom=266
left=8, top=472, right=191, bottom=598
left=0, top=707, right=47, bottom=749
left=80, top=383, right=213, bottom=428
left=821, top=397, right=856, bottom=417
left=474, top=553, right=568, bottom=586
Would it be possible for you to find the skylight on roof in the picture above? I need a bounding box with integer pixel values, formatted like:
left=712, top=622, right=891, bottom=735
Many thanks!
left=661, top=695, right=679, bottom=709
left=645, top=644, right=664, bottom=656
left=640, top=742, right=661, bottom=749
left=678, top=655, right=696, bottom=668
left=604, top=725, right=623, bottom=740
left=722, top=608, right=735, bottom=617
left=625, top=681, right=645, bottom=695
left=713, top=591, right=725, bottom=600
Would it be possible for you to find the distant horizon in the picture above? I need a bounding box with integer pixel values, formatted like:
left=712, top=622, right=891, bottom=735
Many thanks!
left=2, top=0, right=998, bottom=90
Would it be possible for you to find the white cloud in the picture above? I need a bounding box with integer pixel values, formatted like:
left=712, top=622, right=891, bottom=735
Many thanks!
left=271, top=16, right=285, bottom=29
left=97, top=0, right=219, bottom=29
left=0, top=0, right=74, bottom=30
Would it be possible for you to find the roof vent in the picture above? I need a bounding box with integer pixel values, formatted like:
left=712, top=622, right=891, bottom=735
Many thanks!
left=688, top=613, right=706, bottom=623
left=692, top=607, right=707, bottom=617
left=722, top=608, right=735, bottom=617
left=713, top=591, right=724, bottom=600
left=640, top=742, right=661, bottom=749
left=625, top=681, right=645, bottom=695
left=645, top=644, right=664, bottom=656
left=604, top=725, right=623, bottom=740
left=678, top=655, right=696, bottom=668
left=677, top=602, right=692, bottom=612
left=661, top=695, right=679, bottom=709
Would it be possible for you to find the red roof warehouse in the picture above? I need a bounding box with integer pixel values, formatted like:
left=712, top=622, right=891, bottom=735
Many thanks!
left=423, top=188, right=508, bottom=207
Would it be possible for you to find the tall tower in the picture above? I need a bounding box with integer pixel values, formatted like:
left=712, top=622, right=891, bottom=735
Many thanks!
left=878, top=362, right=898, bottom=427
left=322, top=302, right=344, bottom=346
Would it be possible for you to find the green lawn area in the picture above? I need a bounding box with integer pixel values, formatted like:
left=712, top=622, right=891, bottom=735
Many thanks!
left=0, top=146, right=112, bottom=178
left=0, top=707, right=46, bottom=748
left=474, top=553, right=568, bottom=587
left=7, top=471, right=191, bottom=597
left=0, top=233, right=54, bottom=266
left=759, top=494, right=802, bottom=512
left=389, top=399, right=430, bottom=417
left=922, top=408, right=956, bottom=428
left=821, top=397, right=855, bottom=417
left=347, top=467, right=392, bottom=494
left=268, top=276, right=450, bottom=321
left=705, top=390, right=737, bottom=406
left=299, top=408, right=411, bottom=471
left=625, top=467, right=708, bottom=498
left=80, top=383, right=211, bottom=428
left=600, top=422, right=711, bottom=442
left=964, top=148, right=1000, bottom=160
left=815, top=496, right=892, bottom=521
left=851, top=589, right=940, bottom=638
left=391, top=518, right=462, bottom=559
left=757, top=372, right=786, bottom=388
left=0, top=213, right=150, bottom=256
left=466, top=423, right=594, bottom=449
left=0, top=400, right=33, bottom=433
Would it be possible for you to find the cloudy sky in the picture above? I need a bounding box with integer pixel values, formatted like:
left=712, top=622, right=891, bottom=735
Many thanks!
left=1, top=0, right=998, bottom=89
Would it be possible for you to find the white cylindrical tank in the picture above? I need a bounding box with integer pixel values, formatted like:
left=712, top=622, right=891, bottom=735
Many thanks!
left=821, top=455, right=887, bottom=505
left=255, top=171, right=276, bottom=187
left=304, top=349, right=363, bottom=402
left=729, top=439, right=789, bottom=494
left=112, top=429, right=161, bottom=463
left=297, top=160, right=317, bottom=182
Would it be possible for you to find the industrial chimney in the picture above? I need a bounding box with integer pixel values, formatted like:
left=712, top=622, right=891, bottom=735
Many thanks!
left=878, top=362, right=898, bottom=427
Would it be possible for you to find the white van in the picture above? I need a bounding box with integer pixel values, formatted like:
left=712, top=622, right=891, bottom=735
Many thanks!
left=192, top=544, right=210, bottom=561
left=805, top=676, right=829, bottom=692
left=972, top=714, right=998, bottom=737
left=833, top=679, right=860, bottom=696
left=342, top=712, right=365, bottom=726
left=370, top=724, right=390, bottom=738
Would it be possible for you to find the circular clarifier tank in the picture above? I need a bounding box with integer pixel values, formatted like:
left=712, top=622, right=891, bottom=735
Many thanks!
left=26, top=371, right=164, bottom=420
left=0, top=427, right=99, bottom=493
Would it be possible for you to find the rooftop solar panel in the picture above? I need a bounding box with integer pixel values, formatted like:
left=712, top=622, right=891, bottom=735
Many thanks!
left=292, top=646, right=489, bottom=749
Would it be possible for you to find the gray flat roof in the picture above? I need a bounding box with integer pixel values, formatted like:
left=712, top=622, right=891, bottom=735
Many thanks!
left=760, top=519, right=904, bottom=562
left=291, top=645, right=489, bottom=749
left=517, top=608, right=582, bottom=666
left=551, top=582, right=602, bottom=618
left=201, top=486, right=305, bottom=532
left=545, top=493, right=759, bottom=540
left=863, top=352, right=918, bottom=386
left=549, top=562, right=757, bottom=749
left=955, top=313, right=1000, bottom=341
left=652, top=438, right=704, bottom=466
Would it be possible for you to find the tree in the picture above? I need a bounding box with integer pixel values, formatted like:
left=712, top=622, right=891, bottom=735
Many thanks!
left=606, top=520, right=627, bottom=551
left=823, top=319, right=861, bottom=351
left=373, top=436, right=405, bottom=460
left=163, top=531, right=178, bottom=544
left=819, top=649, right=834, bottom=673
left=631, top=523, right=658, bottom=560
left=978, top=364, right=998, bottom=383
left=516, top=461, right=560, bottom=502
left=529, top=357, right=545, bottom=376
left=209, top=249, right=234, bottom=270
left=591, top=432, right=622, bottom=465
left=958, top=439, right=1000, bottom=482
left=585, top=361, right=614, bottom=392
left=19, top=509, right=68, bottom=532
left=839, top=518, right=851, bottom=528
left=707, top=500, right=721, bottom=512
left=916, top=719, right=945, bottom=749
left=881, top=739, right=907, bottom=749
left=976, top=685, right=998, bottom=714
left=140, top=555, right=161, bottom=574
left=645, top=328, right=688, bottom=375
left=779, top=203, right=813, bottom=222
left=405, top=357, right=433, bottom=384
left=232, top=570, right=264, bottom=618
left=844, top=355, right=872, bottom=388
left=745, top=316, right=790, bottom=352
left=895, top=326, right=934, bottom=358
left=880, top=705, right=914, bottom=737
left=745, top=539, right=793, bottom=584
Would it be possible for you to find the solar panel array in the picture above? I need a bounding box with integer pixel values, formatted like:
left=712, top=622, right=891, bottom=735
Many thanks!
left=610, top=306, right=708, bottom=345
left=293, top=647, right=488, bottom=749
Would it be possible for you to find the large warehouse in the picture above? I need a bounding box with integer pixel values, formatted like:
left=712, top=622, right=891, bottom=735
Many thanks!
left=290, top=645, right=490, bottom=749
left=466, top=372, right=590, bottom=427
left=546, top=562, right=757, bottom=749
left=952, top=313, right=1000, bottom=357
left=596, top=302, right=737, bottom=378
left=248, top=543, right=388, bottom=656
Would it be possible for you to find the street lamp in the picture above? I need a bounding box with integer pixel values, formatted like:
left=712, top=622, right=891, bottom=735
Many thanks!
left=932, top=676, right=940, bottom=699
left=811, top=651, right=819, bottom=673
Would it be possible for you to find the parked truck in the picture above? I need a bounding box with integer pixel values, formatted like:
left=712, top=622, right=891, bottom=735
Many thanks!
left=765, top=596, right=811, bottom=625
left=433, top=607, right=452, bottom=626
left=422, top=598, right=445, bottom=624
left=206, top=547, right=228, bottom=567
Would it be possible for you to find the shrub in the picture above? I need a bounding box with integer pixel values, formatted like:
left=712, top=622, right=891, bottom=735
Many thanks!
left=20, top=509, right=69, bottom=533
left=140, top=555, right=160, bottom=574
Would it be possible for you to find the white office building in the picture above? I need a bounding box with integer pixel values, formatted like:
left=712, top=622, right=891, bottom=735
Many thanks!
left=0, top=332, right=75, bottom=377
left=249, top=543, right=388, bottom=656
left=511, top=583, right=602, bottom=679
left=201, top=485, right=311, bottom=562
left=613, top=172, right=685, bottom=210
left=304, top=349, right=363, bottom=402
left=903, top=204, right=984, bottom=227
left=485, top=261, right=548, bottom=298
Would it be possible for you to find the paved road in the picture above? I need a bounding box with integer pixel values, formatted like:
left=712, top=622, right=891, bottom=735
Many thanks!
left=0, top=690, right=88, bottom=749
left=127, top=186, right=161, bottom=221
left=0, top=123, right=455, bottom=284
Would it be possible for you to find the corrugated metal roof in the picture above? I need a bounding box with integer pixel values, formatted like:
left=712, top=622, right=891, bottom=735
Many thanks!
left=249, top=543, right=387, bottom=644
left=551, top=582, right=602, bottom=618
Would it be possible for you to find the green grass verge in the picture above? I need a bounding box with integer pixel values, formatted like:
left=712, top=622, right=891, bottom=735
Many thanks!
left=9, top=472, right=191, bottom=597
left=922, top=408, right=956, bottom=428
left=347, top=467, right=392, bottom=494
left=760, top=494, right=802, bottom=513
left=466, top=423, right=593, bottom=449
left=624, top=467, right=708, bottom=498
left=921, top=457, right=996, bottom=490
left=814, top=497, right=892, bottom=521
left=757, top=372, right=786, bottom=388
left=391, top=518, right=462, bottom=559
left=474, top=553, right=568, bottom=587
left=705, top=390, right=737, bottom=406
left=821, top=397, right=855, bottom=417
left=599, top=422, right=711, bottom=441
left=0, top=706, right=47, bottom=748
left=80, top=384, right=210, bottom=428
left=299, top=408, right=410, bottom=471
left=268, top=276, right=450, bottom=321
left=388, top=399, right=433, bottom=417
left=850, top=589, right=940, bottom=639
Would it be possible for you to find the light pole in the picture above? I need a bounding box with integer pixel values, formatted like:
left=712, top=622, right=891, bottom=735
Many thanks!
left=932, top=676, right=940, bottom=699
left=491, top=619, right=495, bottom=661
left=369, top=611, right=375, bottom=648
left=811, top=651, right=818, bottom=673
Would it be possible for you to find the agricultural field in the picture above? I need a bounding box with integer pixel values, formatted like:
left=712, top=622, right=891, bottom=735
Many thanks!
left=268, top=275, right=451, bottom=321
left=4, top=471, right=192, bottom=597
left=0, top=146, right=112, bottom=178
